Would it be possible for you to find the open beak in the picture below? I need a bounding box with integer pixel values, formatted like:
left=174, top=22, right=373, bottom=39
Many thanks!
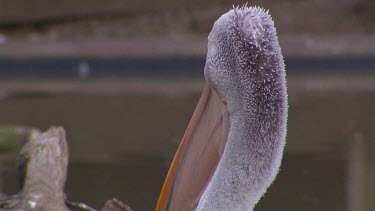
left=156, top=83, right=229, bottom=211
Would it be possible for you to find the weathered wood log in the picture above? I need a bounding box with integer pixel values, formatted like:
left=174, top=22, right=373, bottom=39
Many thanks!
left=0, top=127, right=69, bottom=211
left=102, top=198, right=133, bottom=211
left=0, top=127, right=132, bottom=211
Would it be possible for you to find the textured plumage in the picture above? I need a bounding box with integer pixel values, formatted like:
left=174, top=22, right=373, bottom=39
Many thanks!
left=200, top=6, right=287, bottom=210
left=157, top=5, right=287, bottom=211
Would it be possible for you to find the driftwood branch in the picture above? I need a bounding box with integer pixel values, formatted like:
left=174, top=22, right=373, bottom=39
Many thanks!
left=0, top=127, right=133, bottom=211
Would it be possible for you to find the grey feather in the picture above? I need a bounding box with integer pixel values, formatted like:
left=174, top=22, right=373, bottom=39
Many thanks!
left=199, top=5, right=287, bottom=211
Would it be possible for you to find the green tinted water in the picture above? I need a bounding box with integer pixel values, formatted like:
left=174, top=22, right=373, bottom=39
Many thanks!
left=0, top=76, right=374, bottom=211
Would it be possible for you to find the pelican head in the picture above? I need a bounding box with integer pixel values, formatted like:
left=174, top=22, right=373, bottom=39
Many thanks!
left=157, top=5, right=287, bottom=211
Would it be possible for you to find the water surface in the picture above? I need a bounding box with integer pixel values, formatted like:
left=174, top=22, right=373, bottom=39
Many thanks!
left=0, top=75, right=374, bottom=210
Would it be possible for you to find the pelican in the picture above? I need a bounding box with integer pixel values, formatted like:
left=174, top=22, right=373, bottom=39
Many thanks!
left=157, top=5, right=287, bottom=211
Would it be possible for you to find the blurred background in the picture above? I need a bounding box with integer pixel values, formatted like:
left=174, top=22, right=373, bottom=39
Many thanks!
left=0, top=0, right=374, bottom=210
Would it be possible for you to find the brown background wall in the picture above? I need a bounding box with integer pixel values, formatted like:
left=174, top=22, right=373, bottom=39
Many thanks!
left=1, top=0, right=374, bottom=34
left=0, top=0, right=374, bottom=57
